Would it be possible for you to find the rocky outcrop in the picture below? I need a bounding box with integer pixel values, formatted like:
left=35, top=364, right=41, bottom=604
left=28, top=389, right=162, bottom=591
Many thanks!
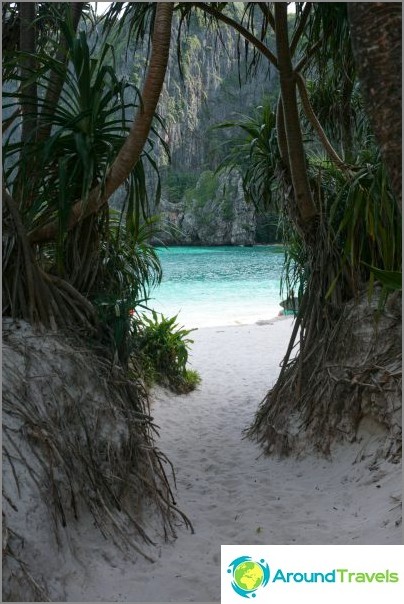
left=154, top=171, right=256, bottom=246
left=109, top=12, right=279, bottom=245
left=150, top=13, right=278, bottom=245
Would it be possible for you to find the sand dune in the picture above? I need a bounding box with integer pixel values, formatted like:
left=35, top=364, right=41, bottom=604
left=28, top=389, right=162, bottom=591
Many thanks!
left=63, top=318, right=402, bottom=601
left=3, top=317, right=401, bottom=601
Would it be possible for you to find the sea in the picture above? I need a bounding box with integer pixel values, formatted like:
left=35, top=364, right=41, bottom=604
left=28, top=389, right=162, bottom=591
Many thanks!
left=146, top=245, right=285, bottom=329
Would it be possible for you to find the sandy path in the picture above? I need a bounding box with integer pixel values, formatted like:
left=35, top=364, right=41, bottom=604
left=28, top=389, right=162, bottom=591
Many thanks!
left=66, top=318, right=401, bottom=602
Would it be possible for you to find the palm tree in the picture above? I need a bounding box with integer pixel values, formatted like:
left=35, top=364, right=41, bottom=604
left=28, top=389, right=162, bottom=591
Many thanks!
left=4, top=1, right=401, bottom=457
left=3, top=2, right=173, bottom=330
left=2, top=4, right=193, bottom=574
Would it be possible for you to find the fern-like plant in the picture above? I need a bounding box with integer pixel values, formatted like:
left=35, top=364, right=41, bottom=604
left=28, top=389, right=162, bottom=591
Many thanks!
left=133, top=311, right=201, bottom=393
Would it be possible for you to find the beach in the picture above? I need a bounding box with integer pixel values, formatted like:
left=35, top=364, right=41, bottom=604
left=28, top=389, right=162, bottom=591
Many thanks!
left=4, top=2, right=402, bottom=600
left=47, top=317, right=401, bottom=601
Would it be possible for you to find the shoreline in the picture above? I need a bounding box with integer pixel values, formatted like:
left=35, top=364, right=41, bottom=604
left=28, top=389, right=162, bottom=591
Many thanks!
left=143, top=308, right=289, bottom=331
left=153, top=242, right=285, bottom=249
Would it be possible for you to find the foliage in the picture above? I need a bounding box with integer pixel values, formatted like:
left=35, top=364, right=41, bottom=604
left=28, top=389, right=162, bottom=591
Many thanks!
left=163, top=169, right=198, bottom=203
left=91, top=214, right=162, bottom=363
left=184, top=170, right=220, bottom=208
left=363, top=266, right=402, bottom=292
left=326, top=149, right=401, bottom=294
left=2, top=5, right=168, bottom=339
left=3, top=23, right=165, bottom=247
left=133, top=311, right=200, bottom=393
left=215, top=95, right=400, bottom=308
left=214, top=101, right=281, bottom=209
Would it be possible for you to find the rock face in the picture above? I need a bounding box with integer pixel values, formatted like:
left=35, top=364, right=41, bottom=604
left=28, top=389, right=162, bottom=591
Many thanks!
left=153, top=171, right=256, bottom=246
left=109, top=11, right=280, bottom=245
left=156, top=12, right=277, bottom=173
left=148, top=13, right=279, bottom=245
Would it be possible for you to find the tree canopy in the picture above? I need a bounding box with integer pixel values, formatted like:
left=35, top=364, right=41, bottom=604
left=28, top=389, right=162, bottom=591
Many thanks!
left=2, top=2, right=402, bottom=453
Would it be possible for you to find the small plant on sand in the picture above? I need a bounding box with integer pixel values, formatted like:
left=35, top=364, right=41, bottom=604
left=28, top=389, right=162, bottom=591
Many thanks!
left=133, top=311, right=201, bottom=393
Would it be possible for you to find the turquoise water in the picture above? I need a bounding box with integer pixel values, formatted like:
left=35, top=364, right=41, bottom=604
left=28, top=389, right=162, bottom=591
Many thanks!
left=147, top=246, right=285, bottom=329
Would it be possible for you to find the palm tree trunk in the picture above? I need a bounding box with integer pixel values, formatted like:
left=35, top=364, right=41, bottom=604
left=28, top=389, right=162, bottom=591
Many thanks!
left=348, top=2, right=402, bottom=210
left=274, top=3, right=317, bottom=234
left=29, top=2, right=174, bottom=244
left=17, top=2, right=38, bottom=209
left=276, top=96, right=289, bottom=171
left=105, top=3, right=173, bottom=195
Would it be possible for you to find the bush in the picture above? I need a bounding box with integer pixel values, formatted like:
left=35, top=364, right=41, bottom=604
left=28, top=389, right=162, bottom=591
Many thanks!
left=164, top=170, right=198, bottom=203
left=133, top=311, right=201, bottom=393
left=184, top=170, right=219, bottom=208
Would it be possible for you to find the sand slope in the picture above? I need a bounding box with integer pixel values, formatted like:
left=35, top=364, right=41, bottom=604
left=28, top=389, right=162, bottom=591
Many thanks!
left=62, top=318, right=402, bottom=602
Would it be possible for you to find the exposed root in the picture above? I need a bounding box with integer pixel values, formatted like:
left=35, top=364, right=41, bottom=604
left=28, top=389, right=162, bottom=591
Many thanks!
left=2, top=186, right=97, bottom=332
left=2, top=319, right=193, bottom=600
left=248, top=287, right=402, bottom=459
left=2, top=518, right=51, bottom=602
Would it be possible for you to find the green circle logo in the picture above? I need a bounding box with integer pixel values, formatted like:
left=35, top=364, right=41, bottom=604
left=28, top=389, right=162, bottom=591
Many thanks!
left=234, top=561, right=264, bottom=591
left=228, top=556, right=270, bottom=598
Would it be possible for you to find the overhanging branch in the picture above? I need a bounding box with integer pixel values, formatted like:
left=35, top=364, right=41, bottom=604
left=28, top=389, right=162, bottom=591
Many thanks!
left=194, top=2, right=278, bottom=69
left=295, top=71, right=350, bottom=171
left=29, top=2, right=174, bottom=245
left=290, top=2, right=312, bottom=57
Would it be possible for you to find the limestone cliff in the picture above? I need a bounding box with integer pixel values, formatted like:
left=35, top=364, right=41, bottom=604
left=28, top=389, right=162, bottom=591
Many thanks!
left=151, top=13, right=279, bottom=245
left=153, top=171, right=256, bottom=246
left=109, top=11, right=280, bottom=245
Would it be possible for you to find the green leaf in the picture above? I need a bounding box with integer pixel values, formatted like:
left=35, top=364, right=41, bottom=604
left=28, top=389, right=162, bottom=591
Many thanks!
left=362, top=264, right=402, bottom=291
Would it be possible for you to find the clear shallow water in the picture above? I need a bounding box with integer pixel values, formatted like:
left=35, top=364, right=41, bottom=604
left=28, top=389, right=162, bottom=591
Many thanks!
left=148, top=246, right=285, bottom=328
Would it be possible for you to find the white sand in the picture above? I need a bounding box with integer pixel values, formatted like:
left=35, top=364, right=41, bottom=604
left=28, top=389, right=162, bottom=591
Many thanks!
left=61, top=318, right=402, bottom=601
left=4, top=318, right=402, bottom=601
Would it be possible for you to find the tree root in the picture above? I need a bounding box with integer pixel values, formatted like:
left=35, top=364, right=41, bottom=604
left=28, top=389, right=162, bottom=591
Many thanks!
left=2, top=321, right=194, bottom=597
left=248, top=286, right=401, bottom=460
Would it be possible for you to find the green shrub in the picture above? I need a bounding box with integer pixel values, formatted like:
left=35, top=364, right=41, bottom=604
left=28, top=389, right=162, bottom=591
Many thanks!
left=133, top=311, right=201, bottom=393
left=164, top=170, right=198, bottom=202
left=184, top=170, right=220, bottom=209
left=182, top=369, right=202, bottom=393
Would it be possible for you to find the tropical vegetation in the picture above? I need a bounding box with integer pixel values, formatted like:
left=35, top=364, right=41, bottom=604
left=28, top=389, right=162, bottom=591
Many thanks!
left=2, top=3, right=188, bottom=582
left=2, top=2, right=401, bottom=588
left=133, top=311, right=200, bottom=393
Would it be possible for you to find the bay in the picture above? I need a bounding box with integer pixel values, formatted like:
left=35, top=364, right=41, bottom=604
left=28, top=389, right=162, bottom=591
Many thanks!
left=147, top=245, right=285, bottom=329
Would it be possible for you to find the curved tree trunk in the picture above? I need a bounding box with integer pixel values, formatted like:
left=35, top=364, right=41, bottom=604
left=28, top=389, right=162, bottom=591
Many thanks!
left=29, top=2, right=174, bottom=244
left=104, top=3, right=173, bottom=195
left=274, top=3, right=318, bottom=236
left=348, top=2, right=402, bottom=210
